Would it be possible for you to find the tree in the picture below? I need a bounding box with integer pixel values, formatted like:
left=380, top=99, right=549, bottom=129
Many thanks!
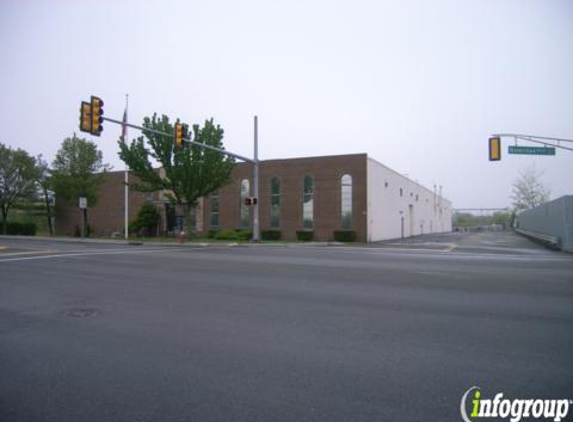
left=118, top=114, right=235, bottom=229
left=35, top=155, right=54, bottom=235
left=51, top=134, right=110, bottom=235
left=510, top=163, right=551, bottom=211
left=0, top=143, right=37, bottom=235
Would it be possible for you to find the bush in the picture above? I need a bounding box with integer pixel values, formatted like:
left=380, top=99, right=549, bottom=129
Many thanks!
left=213, top=229, right=252, bottom=241
left=296, top=230, right=314, bottom=241
left=4, top=222, right=37, bottom=236
left=235, top=229, right=252, bottom=241
left=208, top=230, right=219, bottom=239
left=261, top=230, right=281, bottom=241
left=214, top=230, right=240, bottom=240
left=333, top=230, right=356, bottom=242
left=130, top=203, right=159, bottom=237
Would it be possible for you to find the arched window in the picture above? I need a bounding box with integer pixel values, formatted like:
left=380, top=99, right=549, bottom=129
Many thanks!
left=341, top=174, right=352, bottom=229
left=270, top=177, right=281, bottom=229
left=210, top=191, right=219, bottom=228
left=302, top=175, right=314, bottom=229
left=240, top=179, right=250, bottom=228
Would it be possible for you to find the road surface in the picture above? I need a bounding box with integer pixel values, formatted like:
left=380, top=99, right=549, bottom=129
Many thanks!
left=1, top=231, right=572, bottom=421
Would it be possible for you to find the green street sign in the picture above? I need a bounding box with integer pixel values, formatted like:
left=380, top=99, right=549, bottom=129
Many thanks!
left=508, top=146, right=556, bottom=156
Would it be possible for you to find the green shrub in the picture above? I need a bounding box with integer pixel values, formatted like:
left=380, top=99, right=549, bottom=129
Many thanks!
left=261, top=230, right=281, bottom=241
left=333, top=230, right=356, bottom=242
left=235, top=229, right=252, bottom=241
left=214, top=230, right=240, bottom=240
left=296, top=230, right=314, bottom=241
left=208, top=230, right=219, bottom=239
left=5, top=222, right=37, bottom=236
left=130, top=203, right=159, bottom=237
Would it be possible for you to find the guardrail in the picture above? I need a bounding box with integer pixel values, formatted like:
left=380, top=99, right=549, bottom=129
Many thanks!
left=515, top=228, right=561, bottom=249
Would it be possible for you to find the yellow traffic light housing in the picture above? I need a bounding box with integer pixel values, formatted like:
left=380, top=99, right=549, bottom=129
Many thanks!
left=90, top=96, right=104, bottom=136
left=79, top=101, right=92, bottom=133
left=174, top=123, right=187, bottom=149
left=489, top=137, right=501, bottom=161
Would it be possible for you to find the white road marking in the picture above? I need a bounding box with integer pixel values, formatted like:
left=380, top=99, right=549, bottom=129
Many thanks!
left=0, top=249, right=57, bottom=257
left=297, top=246, right=572, bottom=262
left=0, top=247, right=196, bottom=263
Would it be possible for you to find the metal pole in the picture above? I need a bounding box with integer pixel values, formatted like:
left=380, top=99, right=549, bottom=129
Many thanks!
left=124, top=94, right=129, bottom=240
left=492, top=133, right=573, bottom=143
left=252, top=115, right=260, bottom=242
left=103, top=116, right=256, bottom=163
left=81, top=207, right=86, bottom=238
left=491, top=133, right=573, bottom=152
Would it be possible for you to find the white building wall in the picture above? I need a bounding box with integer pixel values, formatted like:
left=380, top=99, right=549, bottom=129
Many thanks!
left=366, top=158, right=452, bottom=242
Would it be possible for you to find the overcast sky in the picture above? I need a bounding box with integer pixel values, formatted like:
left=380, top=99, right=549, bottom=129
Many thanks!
left=1, top=0, right=571, bottom=209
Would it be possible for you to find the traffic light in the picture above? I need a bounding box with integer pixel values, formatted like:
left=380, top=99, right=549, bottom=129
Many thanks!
left=90, top=96, right=104, bottom=136
left=252, top=197, right=258, bottom=205
left=174, top=123, right=188, bottom=149
left=79, top=101, right=92, bottom=133
left=244, top=197, right=252, bottom=206
left=489, top=137, right=501, bottom=161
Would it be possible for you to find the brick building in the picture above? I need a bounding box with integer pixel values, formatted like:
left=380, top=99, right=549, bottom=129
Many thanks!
left=55, top=153, right=452, bottom=242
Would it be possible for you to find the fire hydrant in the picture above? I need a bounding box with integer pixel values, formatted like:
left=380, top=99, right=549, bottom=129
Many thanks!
left=179, top=230, right=186, bottom=244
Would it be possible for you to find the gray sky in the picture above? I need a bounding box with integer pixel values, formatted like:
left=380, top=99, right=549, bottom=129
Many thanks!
left=1, top=0, right=572, bottom=209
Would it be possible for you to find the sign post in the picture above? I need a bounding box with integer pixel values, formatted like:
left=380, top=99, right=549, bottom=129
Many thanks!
left=79, top=197, right=87, bottom=237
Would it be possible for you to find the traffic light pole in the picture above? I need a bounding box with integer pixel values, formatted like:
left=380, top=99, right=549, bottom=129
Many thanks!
left=103, top=116, right=257, bottom=163
left=253, top=116, right=260, bottom=242
left=492, top=133, right=573, bottom=152
left=102, top=115, right=262, bottom=241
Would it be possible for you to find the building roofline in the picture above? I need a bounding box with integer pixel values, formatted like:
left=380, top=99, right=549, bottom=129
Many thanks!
left=367, top=156, right=452, bottom=205
left=258, top=152, right=367, bottom=163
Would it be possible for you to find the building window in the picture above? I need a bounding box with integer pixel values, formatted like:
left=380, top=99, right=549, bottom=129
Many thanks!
left=341, top=174, right=352, bottom=229
left=270, top=177, right=281, bottom=229
left=210, top=191, right=219, bottom=228
left=302, top=175, right=314, bottom=229
left=240, top=179, right=250, bottom=228
left=400, top=188, right=403, bottom=197
left=145, top=192, right=154, bottom=202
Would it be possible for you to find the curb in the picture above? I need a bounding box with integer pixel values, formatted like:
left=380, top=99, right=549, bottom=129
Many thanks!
left=0, top=235, right=346, bottom=248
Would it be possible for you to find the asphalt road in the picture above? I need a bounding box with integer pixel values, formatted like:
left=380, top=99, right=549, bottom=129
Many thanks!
left=1, top=232, right=572, bottom=422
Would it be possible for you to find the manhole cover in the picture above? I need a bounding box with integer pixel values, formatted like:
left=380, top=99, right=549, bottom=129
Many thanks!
left=64, top=308, right=100, bottom=318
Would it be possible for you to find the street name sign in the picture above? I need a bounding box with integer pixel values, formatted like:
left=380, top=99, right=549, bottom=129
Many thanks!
left=508, top=146, right=556, bottom=156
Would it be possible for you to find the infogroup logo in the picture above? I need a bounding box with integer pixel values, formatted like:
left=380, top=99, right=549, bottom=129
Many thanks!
left=460, top=386, right=572, bottom=422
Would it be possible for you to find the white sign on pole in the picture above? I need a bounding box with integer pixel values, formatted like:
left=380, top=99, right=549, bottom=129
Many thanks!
left=79, top=197, right=87, bottom=209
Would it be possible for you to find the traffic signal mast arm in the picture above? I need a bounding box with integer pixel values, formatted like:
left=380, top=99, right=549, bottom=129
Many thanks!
left=492, top=133, right=573, bottom=152
left=103, top=116, right=257, bottom=164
